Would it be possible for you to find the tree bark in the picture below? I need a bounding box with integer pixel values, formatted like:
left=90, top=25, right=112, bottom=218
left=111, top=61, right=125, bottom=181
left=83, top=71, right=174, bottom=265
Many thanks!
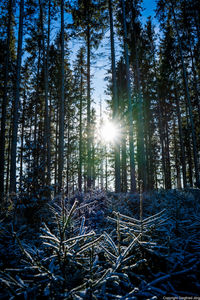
left=121, top=0, right=136, bottom=192
left=10, top=0, right=24, bottom=193
left=109, top=0, right=121, bottom=192
left=78, top=60, right=83, bottom=191
left=173, top=75, right=187, bottom=188
left=0, top=0, right=12, bottom=200
left=39, top=0, right=51, bottom=189
left=86, top=23, right=92, bottom=190
left=58, top=0, right=65, bottom=192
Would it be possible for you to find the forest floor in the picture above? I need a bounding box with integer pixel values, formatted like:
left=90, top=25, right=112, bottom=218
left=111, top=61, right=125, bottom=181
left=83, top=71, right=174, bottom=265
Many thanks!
left=0, top=189, right=200, bottom=299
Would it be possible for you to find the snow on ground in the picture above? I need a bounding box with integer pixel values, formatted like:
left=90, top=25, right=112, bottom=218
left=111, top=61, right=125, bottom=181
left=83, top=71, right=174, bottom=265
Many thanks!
left=0, top=189, right=200, bottom=299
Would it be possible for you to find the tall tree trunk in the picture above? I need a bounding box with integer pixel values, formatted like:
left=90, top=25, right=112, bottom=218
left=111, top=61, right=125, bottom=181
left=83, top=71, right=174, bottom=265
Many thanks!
left=164, top=105, right=171, bottom=189
left=130, top=1, right=146, bottom=190
left=6, top=123, right=12, bottom=195
left=158, top=100, right=166, bottom=188
left=33, top=48, right=41, bottom=193
left=92, top=141, right=95, bottom=188
left=171, top=2, right=200, bottom=187
left=58, top=0, right=65, bottom=192
left=121, top=135, right=127, bottom=192
left=54, top=106, right=59, bottom=196
left=108, top=0, right=121, bottom=192
left=19, top=90, right=26, bottom=192
left=78, top=65, right=83, bottom=191
left=173, top=118, right=181, bottom=188
left=46, top=0, right=51, bottom=187
left=100, top=100, right=104, bottom=189
left=105, top=146, right=108, bottom=191
left=10, top=0, right=24, bottom=193
left=66, top=120, right=70, bottom=195
left=121, top=0, right=136, bottom=192
left=135, top=48, right=147, bottom=191
left=0, top=0, right=12, bottom=200
left=86, top=23, right=92, bottom=190
left=39, top=0, right=51, bottom=189
left=173, top=75, right=187, bottom=188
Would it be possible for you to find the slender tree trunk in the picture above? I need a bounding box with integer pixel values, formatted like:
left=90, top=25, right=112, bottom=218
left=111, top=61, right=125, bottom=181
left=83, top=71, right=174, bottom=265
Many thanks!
left=58, top=0, right=65, bottom=192
left=171, top=2, right=200, bottom=187
left=19, top=90, right=26, bottom=192
left=185, top=107, right=193, bottom=186
left=105, top=146, right=108, bottom=191
left=158, top=100, right=166, bottom=188
left=10, top=0, right=24, bottom=193
left=92, top=141, right=95, bottom=188
left=86, top=23, right=92, bottom=190
left=6, top=123, right=12, bottom=195
left=100, top=100, right=104, bottom=189
left=46, top=0, right=51, bottom=186
left=130, top=1, right=146, bottom=190
left=173, top=75, right=187, bottom=188
left=109, top=0, right=121, bottom=192
left=78, top=65, right=83, bottom=191
left=164, top=105, right=171, bottom=189
left=0, top=0, right=12, bottom=200
left=121, top=0, right=136, bottom=192
left=39, top=0, right=51, bottom=189
left=121, top=135, right=127, bottom=192
left=173, top=118, right=181, bottom=188
left=188, top=39, right=200, bottom=124
left=54, top=106, right=59, bottom=196
left=33, top=48, right=41, bottom=193
left=151, top=45, right=166, bottom=189
left=66, top=121, right=70, bottom=195
left=135, top=50, right=147, bottom=190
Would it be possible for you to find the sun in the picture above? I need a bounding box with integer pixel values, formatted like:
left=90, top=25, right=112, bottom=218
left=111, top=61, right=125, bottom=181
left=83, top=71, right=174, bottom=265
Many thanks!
left=101, top=121, right=120, bottom=143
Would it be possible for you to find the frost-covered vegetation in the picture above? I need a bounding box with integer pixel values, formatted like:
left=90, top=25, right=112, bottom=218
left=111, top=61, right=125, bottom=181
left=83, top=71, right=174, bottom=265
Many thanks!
left=0, top=189, right=200, bottom=299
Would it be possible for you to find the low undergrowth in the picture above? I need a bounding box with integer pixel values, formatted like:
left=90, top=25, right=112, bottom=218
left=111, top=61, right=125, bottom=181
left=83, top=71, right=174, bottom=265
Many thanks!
left=0, top=189, right=200, bottom=299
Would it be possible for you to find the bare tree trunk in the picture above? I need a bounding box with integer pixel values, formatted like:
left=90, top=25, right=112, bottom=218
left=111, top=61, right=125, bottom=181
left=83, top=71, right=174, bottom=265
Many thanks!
left=158, top=100, right=166, bottom=188
left=10, top=0, right=24, bottom=193
left=6, top=123, right=12, bottom=195
left=173, top=118, right=181, bottom=188
left=78, top=63, right=83, bottom=191
left=121, top=135, right=127, bottom=192
left=121, top=0, right=136, bottom=192
left=105, top=146, right=108, bottom=191
left=173, top=76, right=187, bottom=188
left=46, top=0, right=51, bottom=187
left=109, top=0, right=121, bottom=192
left=39, top=0, right=51, bottom=189
left=54, top=107, right=59, bottom=196
left=164, top=105, right=171, bottom=190
left=19, top=91, right=26, bottom=192
left=135, top=49, right=147, bottom=191
left=58, top=0, right=65, bottom=192
left=100, top=100, right=104, bottom=189
left=0, top=0, right=12, bottom=200
left=86, top=23, right=92, bottom=190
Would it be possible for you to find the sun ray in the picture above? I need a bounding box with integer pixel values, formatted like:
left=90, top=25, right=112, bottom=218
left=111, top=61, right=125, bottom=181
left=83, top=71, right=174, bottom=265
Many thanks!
left=100, top=121, right=120, bottom=143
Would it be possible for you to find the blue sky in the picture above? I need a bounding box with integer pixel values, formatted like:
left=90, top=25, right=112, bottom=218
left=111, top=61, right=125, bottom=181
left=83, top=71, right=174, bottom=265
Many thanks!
left=86, top=0, right=158, bottom=115
left=142, top=0, right=157, bottom=21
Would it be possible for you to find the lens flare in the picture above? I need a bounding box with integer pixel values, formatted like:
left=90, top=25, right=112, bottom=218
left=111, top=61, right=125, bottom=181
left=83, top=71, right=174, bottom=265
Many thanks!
left=101, top=121, right=120, bottom=143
